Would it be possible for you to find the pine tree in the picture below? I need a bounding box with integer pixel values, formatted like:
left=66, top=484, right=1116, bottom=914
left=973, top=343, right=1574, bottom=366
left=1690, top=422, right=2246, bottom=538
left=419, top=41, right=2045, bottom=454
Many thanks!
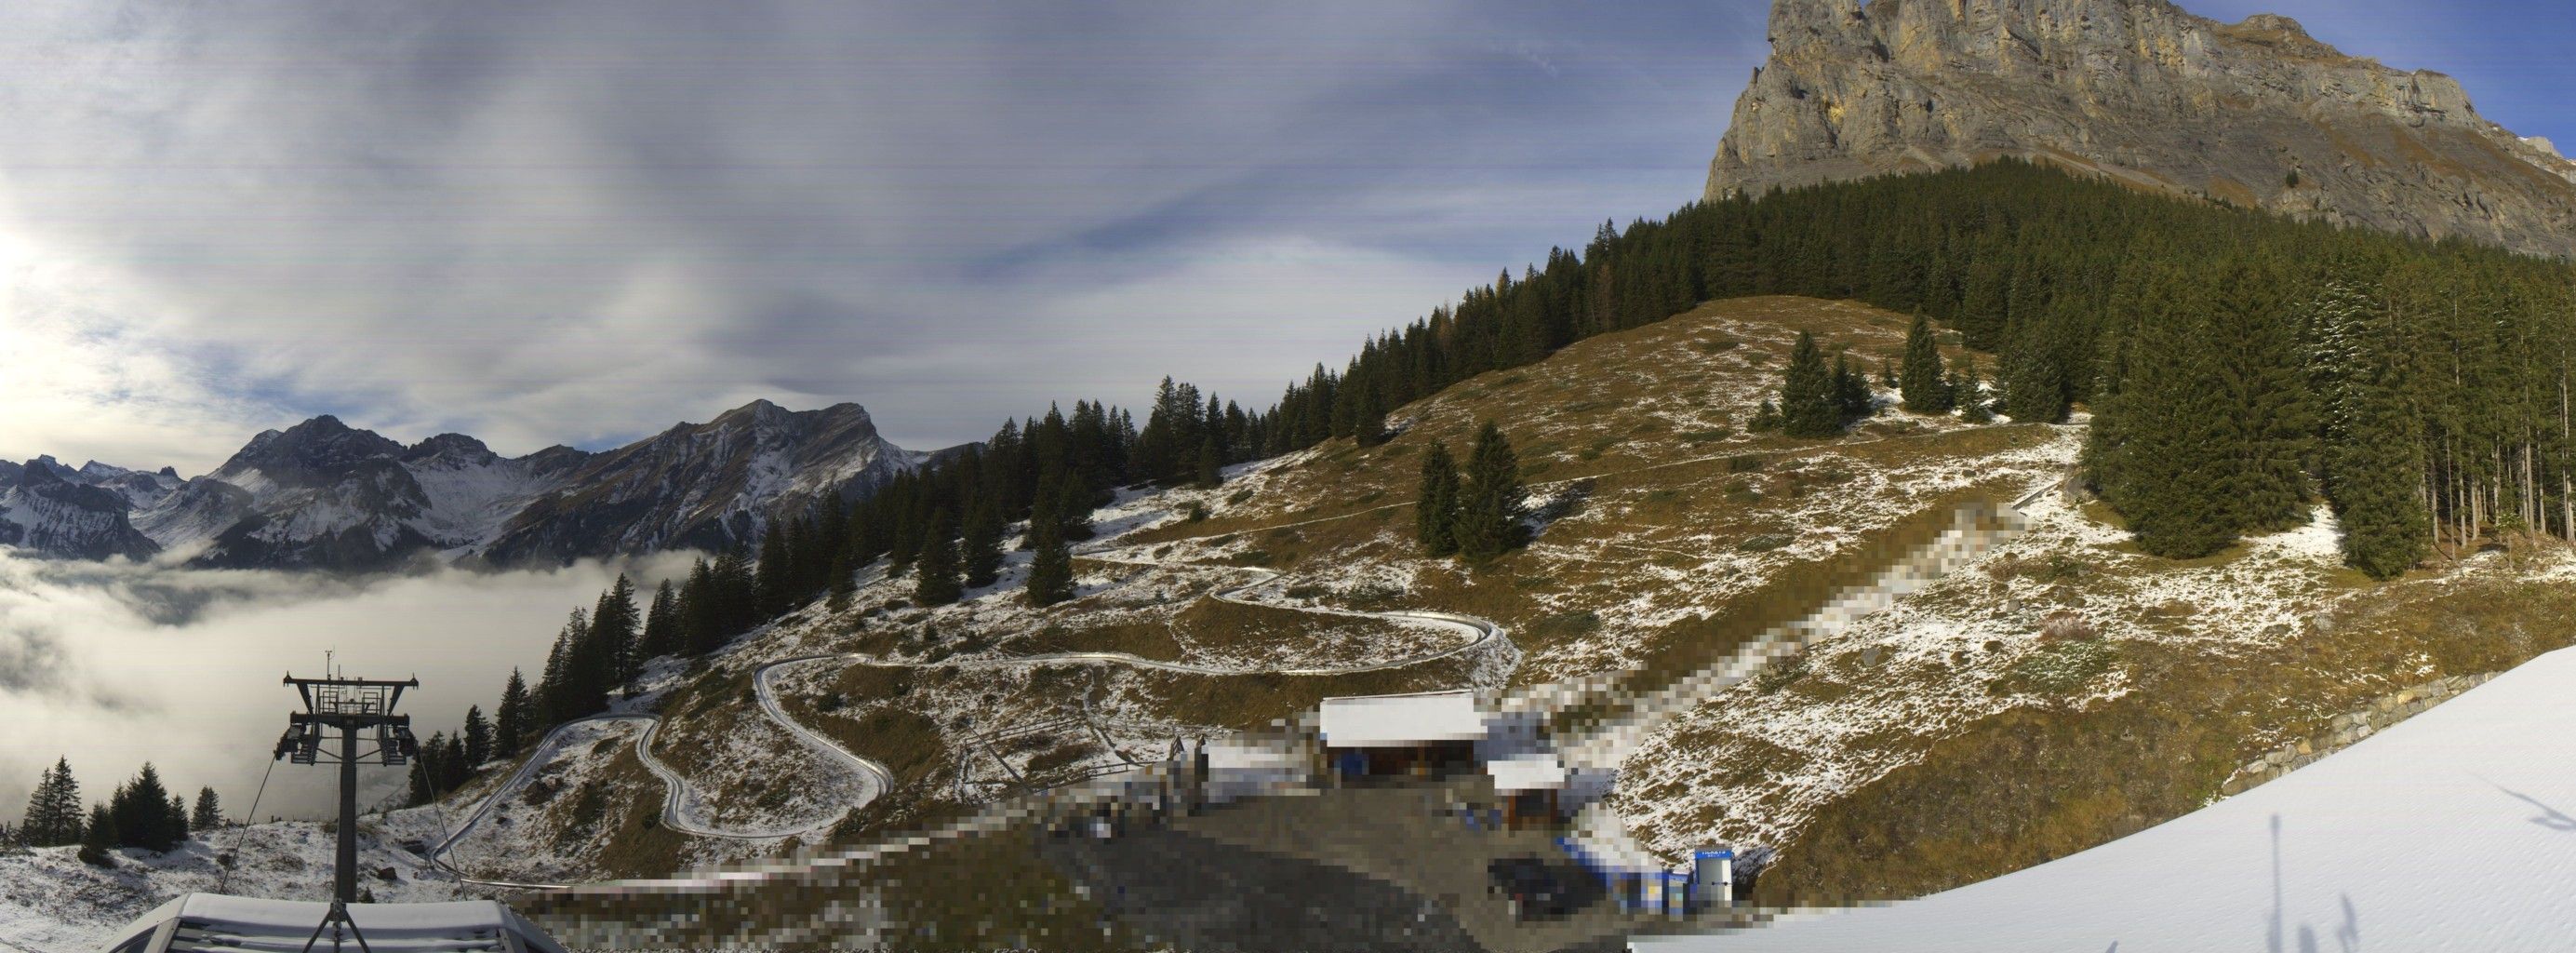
left=1024, top=523, right=1075, bottom=607
left=641, top=580, right=678, bottom=659
left=1452, top=423, right=1529, bottom=561
left=109, top=763, right=176, bottom=852
left=1900, top=312, right=1952, bottom=413
left=1195, top=437, right=1223, bottom=487
left=1958, top=356, right=1994, bottom=423
left=826, top=550, right=857, bottom=611
left=169, top=794, right=189, bottom=842
left=20, top=758, right=81, bottom=847
left=191, top=787, right=221, bottom=833
left=78, top=804, right=114, bottom=866
left=591, top=573, right=640, bottom=687
left=1750, top=399, right=1783, bottom=433
left=1416, top=443, right=1463, bottom=557
left=2314, top=280, right=2428, bottom=578
left=2092, top=284, right=2236, bottom=557
left=462, top=705, right=492, bottom=767
left=439, top=734, right=470, bottom=792
left=754, top=526, right=795, bottom=617
left=538, top=608, right=581, bottom=722
left=1831, top=351, right=1875, bottom=423
left=959, top=500, right=1004, bottom=589
left=496, top=668, right=530, bottom=754
left=2332, top=356, right=2427, bottom=578
left=913, top=508, right=964, bottom=605
left=1780, top=331, right=1840, bottom=438
left=407, top=754, right=434, bottom=807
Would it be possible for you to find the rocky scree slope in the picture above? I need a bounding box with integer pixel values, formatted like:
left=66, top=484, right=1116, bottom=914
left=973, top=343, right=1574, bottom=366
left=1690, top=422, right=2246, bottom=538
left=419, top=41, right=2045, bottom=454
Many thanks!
left=1709, top=0, right=2576, bottom=257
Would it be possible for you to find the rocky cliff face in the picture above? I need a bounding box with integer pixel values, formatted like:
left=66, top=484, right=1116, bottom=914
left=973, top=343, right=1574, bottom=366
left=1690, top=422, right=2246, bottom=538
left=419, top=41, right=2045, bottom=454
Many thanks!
left=1708, top=0, right=2576, bottom=257
left=0, top=461, right=160, bottom=561
left=476, top=399, right=925, bottom=566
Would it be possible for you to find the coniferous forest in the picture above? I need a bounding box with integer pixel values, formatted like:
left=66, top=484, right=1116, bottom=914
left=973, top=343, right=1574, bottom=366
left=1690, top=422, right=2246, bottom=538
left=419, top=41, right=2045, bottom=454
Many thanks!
left=463, top=159, right=2576, bottom=762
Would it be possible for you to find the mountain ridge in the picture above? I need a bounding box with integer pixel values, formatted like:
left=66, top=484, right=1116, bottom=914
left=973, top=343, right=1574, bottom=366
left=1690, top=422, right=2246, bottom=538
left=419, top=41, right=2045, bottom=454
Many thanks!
left=1708, top=0, right=2576, bottom=257
left=0, top=399, right=941, bottom=570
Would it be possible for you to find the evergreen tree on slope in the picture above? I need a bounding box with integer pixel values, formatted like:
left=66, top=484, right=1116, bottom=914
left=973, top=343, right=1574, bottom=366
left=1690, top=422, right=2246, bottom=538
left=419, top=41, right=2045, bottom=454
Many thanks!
left=1900, top=312, right=1952, bottom=413
left=1416, top=443, right=1463, bottom=557
left=1780, top=331, right=1841, bottom=438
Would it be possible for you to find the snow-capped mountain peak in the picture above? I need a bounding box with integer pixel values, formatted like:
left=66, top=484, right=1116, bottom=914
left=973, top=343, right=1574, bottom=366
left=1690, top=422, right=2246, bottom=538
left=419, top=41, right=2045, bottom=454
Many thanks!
left=5, top=401, right=940, bottom=570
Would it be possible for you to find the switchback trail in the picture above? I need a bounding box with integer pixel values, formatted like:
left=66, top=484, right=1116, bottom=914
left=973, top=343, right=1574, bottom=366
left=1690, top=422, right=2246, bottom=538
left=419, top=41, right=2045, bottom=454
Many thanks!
left=424, top=537, right=1509, bottom=891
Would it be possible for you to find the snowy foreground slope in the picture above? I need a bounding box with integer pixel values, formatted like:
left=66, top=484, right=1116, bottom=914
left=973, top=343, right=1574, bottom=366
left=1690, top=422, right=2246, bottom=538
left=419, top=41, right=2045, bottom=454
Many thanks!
left=1638, top=644, right=2576, bottom=952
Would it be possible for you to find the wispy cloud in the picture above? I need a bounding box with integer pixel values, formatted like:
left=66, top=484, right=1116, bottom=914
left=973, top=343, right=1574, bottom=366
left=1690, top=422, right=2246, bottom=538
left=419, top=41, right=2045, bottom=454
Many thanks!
left=0, top=1, right=1759, bottom=472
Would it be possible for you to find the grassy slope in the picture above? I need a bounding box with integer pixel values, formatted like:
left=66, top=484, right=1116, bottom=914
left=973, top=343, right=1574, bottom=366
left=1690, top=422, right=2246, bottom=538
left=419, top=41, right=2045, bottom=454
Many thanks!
left=486, top=292, right=2576, bottom=928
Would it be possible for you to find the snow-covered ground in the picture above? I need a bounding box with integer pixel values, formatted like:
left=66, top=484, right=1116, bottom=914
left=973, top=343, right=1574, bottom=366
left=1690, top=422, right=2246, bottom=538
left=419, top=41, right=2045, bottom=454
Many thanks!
left=0, top=823, right=467, bottom=953
left=1636, top=641, right=2576, bottom=952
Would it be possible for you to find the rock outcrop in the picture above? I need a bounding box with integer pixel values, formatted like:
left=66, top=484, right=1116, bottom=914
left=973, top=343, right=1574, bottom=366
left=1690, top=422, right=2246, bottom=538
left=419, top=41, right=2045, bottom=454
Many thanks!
left=1708, top=0, right=2576, bottom=258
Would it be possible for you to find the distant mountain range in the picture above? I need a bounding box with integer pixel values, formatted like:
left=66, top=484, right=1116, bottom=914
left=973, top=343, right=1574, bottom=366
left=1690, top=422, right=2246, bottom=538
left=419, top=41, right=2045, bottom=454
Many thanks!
left=1710, top=0, right=2576, bottom=258
left=0, top=400, right=937, bottom=570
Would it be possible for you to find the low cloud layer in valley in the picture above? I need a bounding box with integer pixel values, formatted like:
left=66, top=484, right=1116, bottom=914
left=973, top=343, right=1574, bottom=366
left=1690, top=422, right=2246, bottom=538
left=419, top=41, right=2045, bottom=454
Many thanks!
left=0, top=551, right=701, bottom=824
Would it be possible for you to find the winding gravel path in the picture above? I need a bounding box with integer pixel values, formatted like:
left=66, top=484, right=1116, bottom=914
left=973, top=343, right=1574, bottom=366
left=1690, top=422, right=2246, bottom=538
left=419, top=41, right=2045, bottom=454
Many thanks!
left=426, top=540, right=1507, bottom=891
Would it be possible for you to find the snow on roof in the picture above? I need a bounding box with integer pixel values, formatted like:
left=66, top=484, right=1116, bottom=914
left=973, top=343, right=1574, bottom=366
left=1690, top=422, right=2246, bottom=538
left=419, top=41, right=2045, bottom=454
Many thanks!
left=1206, top=738, right=1306, bottom=772
left=1317, top=690, right=1486, bottom=748
left=1488, top=754, right=1570, bottom=793
left=100, top=893, right=564, bottom=953
left=1635, top=644, right=2576, bottom=951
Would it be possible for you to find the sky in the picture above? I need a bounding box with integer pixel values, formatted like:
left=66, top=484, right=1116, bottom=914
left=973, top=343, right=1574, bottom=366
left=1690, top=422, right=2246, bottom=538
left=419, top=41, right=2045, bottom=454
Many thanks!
left=1, top=0, right=2569, bottom=475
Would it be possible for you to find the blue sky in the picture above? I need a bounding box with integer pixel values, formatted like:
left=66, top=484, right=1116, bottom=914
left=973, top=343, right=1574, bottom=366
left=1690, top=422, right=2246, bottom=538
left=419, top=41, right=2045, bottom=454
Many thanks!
left=0, top=1, right=2566, bottom=472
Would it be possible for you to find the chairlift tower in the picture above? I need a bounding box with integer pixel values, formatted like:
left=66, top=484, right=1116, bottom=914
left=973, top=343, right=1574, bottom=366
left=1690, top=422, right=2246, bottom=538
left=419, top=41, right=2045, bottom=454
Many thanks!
left=274, top=670, right=420, bottom=950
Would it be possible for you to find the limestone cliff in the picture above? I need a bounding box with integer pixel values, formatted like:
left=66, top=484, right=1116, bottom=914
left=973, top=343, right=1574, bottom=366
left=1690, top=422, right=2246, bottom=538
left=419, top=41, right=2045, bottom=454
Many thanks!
left=1708, top=0, right=2576, bottom=257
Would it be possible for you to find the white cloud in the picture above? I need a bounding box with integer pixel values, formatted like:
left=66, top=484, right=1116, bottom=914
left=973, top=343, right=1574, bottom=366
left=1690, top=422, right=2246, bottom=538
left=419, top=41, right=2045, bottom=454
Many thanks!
left=0, top=549, right=702, bottom=821
left=0, top=1, right=1748, bottom=466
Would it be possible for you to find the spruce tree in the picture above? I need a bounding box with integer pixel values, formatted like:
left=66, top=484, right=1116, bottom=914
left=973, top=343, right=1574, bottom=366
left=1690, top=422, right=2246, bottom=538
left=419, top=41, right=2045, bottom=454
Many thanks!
left=1750, top=399, right=1783, bottom=433
left=826, top=550, right=857, bottom=611
left=20, top=758, right=81, bottom=847
left=1024, top=524, right=1075, bottom=607
left=2331, top=358, right=2426, bottom=578
left=2315, top=280, right=2428, bottom=578
left=78, top=804, right=114, bottom=866
left=754, top=528, right=794, bottom=617
left=191, top=787, right=221, bottom=834
left=1780, top=331, right=1840, bottom=438
left=496, top=668, right=529, bottom=755
left=2093, top=284, right=2236, bottom=557
left=1196, top=437, right=1223, bottom=487
left=1416, top=443, right=1463, bottom=557
left=1453, top=423, right=1529, bottom=561
left=590, top=573, right=640, bottom=689
left=641, top=580, right=678, bottom=660
left=169, top=794, right=189, bottom=842
left=462, top=705, right=492, bottom=767
left=959, top=501, right=1004, bottom=589
left=439, top=734, right=471, bottom=792
left=1831, top=352, right=1874, bottom=423
left=1900, top=312, right=1952, bottom=413
left=110, top=763, right=176, bottom=852
left=1355, top=404, right=1390, bottom=448
left=913, top=507, right=964, bottom=606
left=1958, top=356, right=1994, bottom=423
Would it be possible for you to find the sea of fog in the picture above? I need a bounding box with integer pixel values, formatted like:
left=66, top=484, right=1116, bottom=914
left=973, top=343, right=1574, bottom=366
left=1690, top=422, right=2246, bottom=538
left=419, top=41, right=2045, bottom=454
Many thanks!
left=0, top=550, right=702, bottom=825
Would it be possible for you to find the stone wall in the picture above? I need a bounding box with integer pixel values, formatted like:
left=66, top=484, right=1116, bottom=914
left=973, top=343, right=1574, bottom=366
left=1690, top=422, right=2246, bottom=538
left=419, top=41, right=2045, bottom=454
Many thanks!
left=2218, top=671, right=2500, bottom=797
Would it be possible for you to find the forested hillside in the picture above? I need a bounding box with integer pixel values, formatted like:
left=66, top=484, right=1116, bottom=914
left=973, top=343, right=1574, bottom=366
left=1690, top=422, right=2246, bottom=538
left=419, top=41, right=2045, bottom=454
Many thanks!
left=1264, top=160, right=2576, bottom=577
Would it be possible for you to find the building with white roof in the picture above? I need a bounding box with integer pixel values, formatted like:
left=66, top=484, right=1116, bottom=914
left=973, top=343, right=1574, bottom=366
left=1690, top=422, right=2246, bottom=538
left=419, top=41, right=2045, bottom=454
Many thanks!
left=1317, top=690, right=1488, bottom=779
